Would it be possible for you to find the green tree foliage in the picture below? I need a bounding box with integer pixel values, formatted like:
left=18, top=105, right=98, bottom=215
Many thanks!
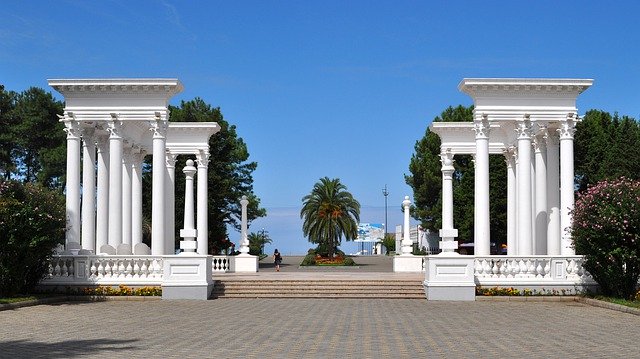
left=248, top=230, right=272, bottom=256
left=0, top=181, right=65, bottom=296
left=572, top=177, right=640, bottom=299
left=0, top=86, right=65, bottom=188
left=575, top=110, right=640, bottom=191
left=405, top=105, right=507, bottom=246
left=380, top=233, right=396, bottom=255
left=300, top=177, right=360, bottom=257
left=142, top=98, right=266, bottom=254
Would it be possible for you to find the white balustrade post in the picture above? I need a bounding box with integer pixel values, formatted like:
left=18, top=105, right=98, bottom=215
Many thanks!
left=238, top=196, right=250, bottom=254
left=63, top=120, right=81, bottom=249
left=150, top=117, right=167, bottom=255
left=165, top=152, right=177, bottom=255
left=534, top=128, right=548, bottom=254
left=560, top=115, right=577, bottom=255
left=473, top=115, right=491, bottom=255
left=131, top=151, right=145, bottom=248
left=107, top=118, right=123, bottom=248
left=401, top=196, right=413, bottom=255
left=122, top=146, right=133, bottom=246
left=196, top=150, right=210, bottom=255
left=95, top=133, right=110, bottom=252
left=505, top=148, right=516, bottom=255
left=439, top=150, right=458, bottom=254
left=179, top=160, right=197, bottom=254
left=516, top=116, right=533, bottom=255
left=546, top=130, right=561, bottom=255
left=80, top=127, right=96, bottom=252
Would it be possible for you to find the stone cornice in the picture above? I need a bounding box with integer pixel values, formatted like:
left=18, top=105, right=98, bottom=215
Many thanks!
left=459, top=78, right=593, bottom=98
left=48, top=78, right=184, bottom=97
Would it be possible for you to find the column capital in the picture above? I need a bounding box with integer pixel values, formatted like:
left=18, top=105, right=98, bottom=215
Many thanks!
left=440, top=149, right=455, bottom=176
left=534, top=127, right=548, bottom=153
left=515, top=115, right=533, bottom=140
left=503, top=147, right=516, bottom=168
left=473, top=114, right=490, bottom=139
left=165, top=151, right=177, bottom=168
left=558, top=114, right=577, bottom=140
left=107, top=118, right=124, bottom=139
left=63, top=120, right=81, bottom=139
left=196, top=149, right=210, bottom=168
left=149, top=117, right=168, bottom=139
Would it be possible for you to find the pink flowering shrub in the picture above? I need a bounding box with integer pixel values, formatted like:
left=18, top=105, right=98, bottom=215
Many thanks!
left=0, top=181, right=65, bottom=297
left=571, top=177, right=640, bottom=299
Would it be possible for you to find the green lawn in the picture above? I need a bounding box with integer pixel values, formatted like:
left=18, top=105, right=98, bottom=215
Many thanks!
left=594, top=296, right=640, bottom=309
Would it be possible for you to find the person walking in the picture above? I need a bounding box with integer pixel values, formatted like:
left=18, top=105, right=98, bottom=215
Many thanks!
left=273, top=249, right=282, bottom=272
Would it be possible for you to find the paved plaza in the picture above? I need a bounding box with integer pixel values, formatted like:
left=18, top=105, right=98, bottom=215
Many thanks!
left=1, top=296, right=640, bottom=358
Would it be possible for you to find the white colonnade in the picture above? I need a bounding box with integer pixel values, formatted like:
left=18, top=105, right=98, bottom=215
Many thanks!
left=50, top=79, right=219, bottom=256
left=431, top=78, right=592, bottom=256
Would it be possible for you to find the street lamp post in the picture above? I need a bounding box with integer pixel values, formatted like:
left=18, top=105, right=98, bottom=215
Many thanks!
left=382, top=185, right=389, bottom=235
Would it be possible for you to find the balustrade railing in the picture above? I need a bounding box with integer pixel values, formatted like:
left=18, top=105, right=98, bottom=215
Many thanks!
left=474, top=255, right=592, bottom=281
left=211, top=256, right=231, bottom=273
left=47, top=255, right=165, bottom=285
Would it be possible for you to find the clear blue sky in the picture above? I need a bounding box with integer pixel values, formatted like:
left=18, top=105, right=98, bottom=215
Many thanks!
left=3, top=1, right=640, bottom=254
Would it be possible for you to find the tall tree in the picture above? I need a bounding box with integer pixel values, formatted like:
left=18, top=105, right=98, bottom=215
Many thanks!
left=142, top=98, right=266, bottom=254
left=300, top=177, right=360, bottom=257
left=405, top=105, right=507, bottom=247
left=0, top=86, right=65, bottom=188
left=575, top=110, right=640, bottom=191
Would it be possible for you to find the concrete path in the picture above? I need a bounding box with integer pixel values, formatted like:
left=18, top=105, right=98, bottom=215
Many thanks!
left=2, top=298, right=640, bottom=358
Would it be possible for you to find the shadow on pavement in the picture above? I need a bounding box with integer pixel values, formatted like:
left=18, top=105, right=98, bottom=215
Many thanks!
left=0, top=339, right=140, bottom=358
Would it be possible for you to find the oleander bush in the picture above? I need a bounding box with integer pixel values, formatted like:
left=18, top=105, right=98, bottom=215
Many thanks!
left=571, top=177, right=640, bottom=299
left=0, top=181, right=65, bottom=297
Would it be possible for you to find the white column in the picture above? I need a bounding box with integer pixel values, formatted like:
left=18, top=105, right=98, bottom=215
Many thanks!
left=80, top=128, right=96, bottom=252
left=107, top=119, right=123, bottom=248
left=121, top=145, right=133, bottom=246
left=63, top=120, right=81, bottom=249
left=165, top=152, right=177, bottom=255
left=179, top=160, right=197, bottom=253
left=560, top=115, right=577, bottom=255
left=131, top=151, right=145, bottom=249
left=473, top=115, right=490, bottom=255
left=238, top=195, right=250, bottom=254
left=95, top=133, right=110, bottom=252
left=530, top=145, right=536, bottom=253
left=439, top=150, right=458, bottom=254
left=505, top=148, right=516, bottom=255
left=513, top=148, right=519, bottom=254
left=401, top=196, right=413, bottom=255
left=516, top=116, right=533, bottom=255
left=196, top=150, right=210, bottom=255
left=534, top=128, right=548, bottom=254
left=151, top=118, right=168, bottom=255
left=546, top=130, right=561, bottom=255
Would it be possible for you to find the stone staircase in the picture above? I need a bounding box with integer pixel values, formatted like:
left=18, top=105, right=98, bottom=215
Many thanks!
left=211, top=279, right=425, bottom=299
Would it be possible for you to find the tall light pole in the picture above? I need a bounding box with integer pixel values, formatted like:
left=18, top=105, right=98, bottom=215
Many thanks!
left=382, top=184, right=389, bottom=235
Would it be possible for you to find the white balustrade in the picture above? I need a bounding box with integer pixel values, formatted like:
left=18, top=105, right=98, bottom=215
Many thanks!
left=45, top=255, right=165, bottom=285
left=211, top=256, right=231, bottom=273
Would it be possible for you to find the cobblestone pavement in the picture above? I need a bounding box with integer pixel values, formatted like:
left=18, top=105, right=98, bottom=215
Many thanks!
left=2, top=298, right=640, bottom=358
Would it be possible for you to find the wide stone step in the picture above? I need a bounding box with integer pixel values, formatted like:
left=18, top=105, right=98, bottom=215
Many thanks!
left=211, top=279, right=425, bottom=299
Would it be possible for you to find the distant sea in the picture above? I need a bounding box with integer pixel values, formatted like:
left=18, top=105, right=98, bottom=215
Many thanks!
left=234, top=206, right=419, bottom=256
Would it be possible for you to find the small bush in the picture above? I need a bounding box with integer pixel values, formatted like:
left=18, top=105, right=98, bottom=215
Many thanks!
left=571, top=177, right=640, bottom=299
left=0, top=181, right=65, bottom=297
left=300, top=254, right=316, bottom=266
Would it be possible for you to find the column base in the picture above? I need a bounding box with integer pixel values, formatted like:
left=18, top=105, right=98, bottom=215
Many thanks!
left=423, top=255, right=475, bottom=301
left=162, top=255, right=213, bottom=300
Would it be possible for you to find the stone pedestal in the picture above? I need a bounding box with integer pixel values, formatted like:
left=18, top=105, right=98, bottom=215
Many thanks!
left=162, top=255, right=213, bottom=300
left=423, top=255, right=476, bottom=301
left=232, top=254, right=258, bottom=273
left=393, top=255, right=424, bottom=272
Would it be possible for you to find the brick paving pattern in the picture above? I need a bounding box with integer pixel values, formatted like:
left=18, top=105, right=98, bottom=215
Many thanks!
left=2, top=298, right=640, bottom=358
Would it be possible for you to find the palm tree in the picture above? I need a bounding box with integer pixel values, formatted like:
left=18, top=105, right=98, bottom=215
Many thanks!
left=248, top=230, right=272, bottom=256
left=300, top=177, right=360, bottom=257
